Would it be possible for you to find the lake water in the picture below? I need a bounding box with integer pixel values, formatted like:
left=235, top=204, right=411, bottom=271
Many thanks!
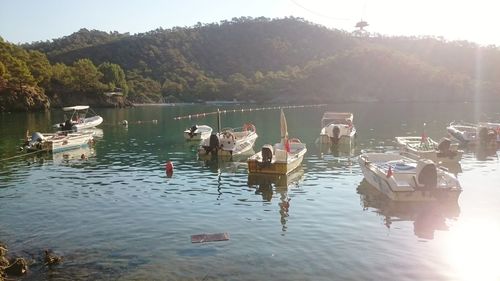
left=1, top=102, right=499, bottom=281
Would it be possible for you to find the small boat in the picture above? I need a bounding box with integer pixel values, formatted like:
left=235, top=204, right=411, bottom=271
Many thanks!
left=446, top=121, right=499, bottom=146
left=318, top=112, right=356, bottom=145
left=53, top=105, right=103, bottom=132
left=395, top=136, right=463, bottom=164
left=358, top=153, right=462, bottom=202
left=198, top=110, right=258, bottom=158
left=184, top=125, right=213, bottom=141
left=24, top=131, right=94, bottom=153
left=248, top=110, right=307, bottom=175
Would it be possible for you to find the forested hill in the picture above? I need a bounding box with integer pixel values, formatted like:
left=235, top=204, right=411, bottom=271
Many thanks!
left=4, top=17, right=500, bottom=110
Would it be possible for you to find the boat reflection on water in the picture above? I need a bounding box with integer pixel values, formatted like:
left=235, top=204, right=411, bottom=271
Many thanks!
left=440, top=162, right=462, bottom=176
left=26, top=145, right=96, bottom=166
left=247, top=168, right=305, bottom=231
left=357, top=179, right=460, bottom=240
left=318, top=141, right=355, bottom=158
left=51, top=146, right=96, bottom=165
left=470, top=146, right=499, bottom=161
left=199, top=149, right=254, bottom=174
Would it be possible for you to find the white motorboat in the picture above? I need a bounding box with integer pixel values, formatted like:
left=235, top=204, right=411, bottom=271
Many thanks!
left=54, top=105, right=103, bottom=132
left=198, top=110, right=258, bottom=158
left=24, top=131, right=94, bottom=153
left=358, top=153, right=462, bottom=202
left=446, top=121, right=499, bottom=146
left=318, top=112, right=356, bottom=145
left=395, top=136, right=463, bottom=164
left=248, top=110, right=307, bottom=175
left=184, top=125, right=213, bottom=141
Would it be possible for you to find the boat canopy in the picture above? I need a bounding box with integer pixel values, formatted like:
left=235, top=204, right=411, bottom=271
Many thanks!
left=62, top=105, right=89, bottom=111
left=321, top=112, right=353, bottom=126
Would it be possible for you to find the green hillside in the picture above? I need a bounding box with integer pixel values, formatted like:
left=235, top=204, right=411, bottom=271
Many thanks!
left=1, top=17, right=498, bottom=110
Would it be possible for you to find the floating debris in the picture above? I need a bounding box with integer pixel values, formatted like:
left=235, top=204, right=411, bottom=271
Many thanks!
left=191, top=232, right=230, bottom=243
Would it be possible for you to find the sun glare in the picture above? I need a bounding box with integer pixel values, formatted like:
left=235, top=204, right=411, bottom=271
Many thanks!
left=444, top=220, right=500, bottom=281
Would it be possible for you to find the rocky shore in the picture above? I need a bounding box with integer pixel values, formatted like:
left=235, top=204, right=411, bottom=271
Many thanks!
left=0, top=87, right=133, bottom=113
left=0, top=241, right=63, bottom=280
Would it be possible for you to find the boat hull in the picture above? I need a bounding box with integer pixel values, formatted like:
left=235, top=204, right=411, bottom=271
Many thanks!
left=27, top=132, right=94, bottom=153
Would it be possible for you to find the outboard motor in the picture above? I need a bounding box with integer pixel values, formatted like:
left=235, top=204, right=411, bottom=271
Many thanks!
left=416, top=159, right=438, bottom=189
left=207, top=134, right=219, bottom=155
left=261, top=144, right=273, bottom=166
left=30, top=132, right=44, bottom=145
left=188, top=125, right=197, bottom=138
left=478, top=127, right=489, bottom=145
left=437, top=138, right=451, bottom=153
left=436, top=138, right=456, bottom=158
left=330, top=125, right=341, bottom=145
left=62, top=119, right=73, bottom=132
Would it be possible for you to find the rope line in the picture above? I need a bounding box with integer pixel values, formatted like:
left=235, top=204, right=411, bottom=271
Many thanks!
left=173, top=104, right=326, bottom=120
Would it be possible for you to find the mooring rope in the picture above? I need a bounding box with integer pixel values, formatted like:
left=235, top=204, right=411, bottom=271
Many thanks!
left=0, top=149, right=51, bottom=162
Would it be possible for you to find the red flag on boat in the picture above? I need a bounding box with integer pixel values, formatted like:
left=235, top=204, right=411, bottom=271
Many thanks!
left=421, top=132, right=427, bottom=142
left=386, top=166, right=393, bottom=178
left=285, top=138, right=291, bottom=152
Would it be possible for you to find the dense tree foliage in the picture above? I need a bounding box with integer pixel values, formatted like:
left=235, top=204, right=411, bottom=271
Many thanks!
left=3, top=16, right=500, bottom=110
left=0, top=39, right=129, bottom=111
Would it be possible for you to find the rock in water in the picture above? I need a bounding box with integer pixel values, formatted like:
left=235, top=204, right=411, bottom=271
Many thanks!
left=4, top=258, right=27, bottom=276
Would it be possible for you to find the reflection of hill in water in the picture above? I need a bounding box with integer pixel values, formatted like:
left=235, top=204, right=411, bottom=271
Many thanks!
left=357, top=179, right=460, bottom=240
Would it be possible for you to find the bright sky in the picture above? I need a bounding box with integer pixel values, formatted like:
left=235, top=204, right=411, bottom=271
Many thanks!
left=0, top=0, right=499, bottom=46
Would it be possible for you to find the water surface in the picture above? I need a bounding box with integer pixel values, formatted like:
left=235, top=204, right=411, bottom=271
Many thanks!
left=1, top=102, right=499, bottom=281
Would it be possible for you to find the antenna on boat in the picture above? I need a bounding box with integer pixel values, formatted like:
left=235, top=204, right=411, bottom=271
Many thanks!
left=217, top=108, right=221, bottom=133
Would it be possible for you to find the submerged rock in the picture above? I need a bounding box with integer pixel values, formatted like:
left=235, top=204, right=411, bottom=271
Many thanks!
left=44, top=250, right=63, bottom=266
left=4, top=258, right=27, bottom=276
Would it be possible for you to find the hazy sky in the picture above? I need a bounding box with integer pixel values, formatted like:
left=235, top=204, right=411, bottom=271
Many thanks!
left=1, top=0, right=499, bottom=45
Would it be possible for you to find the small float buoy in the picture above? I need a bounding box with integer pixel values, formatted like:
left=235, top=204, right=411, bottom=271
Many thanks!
left=121, top=120, right=128, bottom=126
left=165, top=161, right=174, bottom=177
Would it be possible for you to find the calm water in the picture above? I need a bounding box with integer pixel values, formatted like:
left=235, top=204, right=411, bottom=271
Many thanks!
left=1, top=102, right=499, bottom=281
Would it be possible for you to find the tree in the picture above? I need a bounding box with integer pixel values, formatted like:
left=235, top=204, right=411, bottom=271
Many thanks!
left=71, top=58, right=104, bottom=93
left=98, top=62, right=128, bottom=95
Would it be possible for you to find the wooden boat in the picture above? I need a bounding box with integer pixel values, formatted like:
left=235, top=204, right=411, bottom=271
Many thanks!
left=395, top=136, right=463, bottom=164
left=198, top=110, right=258, bottom=158
left=24, top=131, right=94, bottom=153
left=447, top=121, right=499, bottom=146
left=318, top=112, right=356, bottom=145
left=358, top=153, right=462, bottom=202
left=183, top=125, right=213, bottom=141
left=53, top=105, right=103, bottom=132
left=248, top=110, right=307, bottom=175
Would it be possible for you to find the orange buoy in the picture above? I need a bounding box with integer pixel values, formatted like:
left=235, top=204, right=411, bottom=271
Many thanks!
left=165, top=161, right=174, bottom=175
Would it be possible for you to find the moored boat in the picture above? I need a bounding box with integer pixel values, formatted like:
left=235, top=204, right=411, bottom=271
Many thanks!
left=358, top=152, right=462, bottom=202
left=53, top=105, right=103, bottom=132
left=198, top=110, right=258, bottom=158
left=318, top=112, right=356, bottom=145
left=24, top=131, right=94, bottom=153
left=395, top=136, right=463, bottom=164
left=446, top=121, right=499, bottom=146
left=184, top=125, right=213, bottom=141
left=248, top=110, right=307, bottom=175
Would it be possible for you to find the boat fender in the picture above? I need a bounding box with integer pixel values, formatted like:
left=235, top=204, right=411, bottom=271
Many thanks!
left=243, top=123, right=255, bottom=132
